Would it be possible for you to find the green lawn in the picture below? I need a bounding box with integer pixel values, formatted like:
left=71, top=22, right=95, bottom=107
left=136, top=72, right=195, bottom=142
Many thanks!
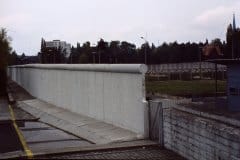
left=146, top=80, right=226, bottom=97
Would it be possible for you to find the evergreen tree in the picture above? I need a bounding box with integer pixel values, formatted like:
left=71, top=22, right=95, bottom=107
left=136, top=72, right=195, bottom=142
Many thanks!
left=0, top=28, right=11, bottom=95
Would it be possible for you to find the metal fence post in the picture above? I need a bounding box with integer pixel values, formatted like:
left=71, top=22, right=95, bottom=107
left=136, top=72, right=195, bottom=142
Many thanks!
left=159, top=102, right=163, bottom=147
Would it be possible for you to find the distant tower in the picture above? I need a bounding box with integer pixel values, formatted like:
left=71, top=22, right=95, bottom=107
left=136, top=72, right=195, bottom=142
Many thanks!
left=233, top=13, right=236, bottom=31
left=232, top=13, right=237, bottom=58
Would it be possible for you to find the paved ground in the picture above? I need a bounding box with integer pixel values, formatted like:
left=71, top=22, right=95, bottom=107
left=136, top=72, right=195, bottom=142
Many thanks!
left=19, top=121, right=92, bottom=153
left=38, top=146, right=186, bottom=160
left=0, top=97, right=23, bottom=154
left=1, top=81, right=186, bottom=159
left=0, top=97, right=37, bottom=123
left=0, top=96, right=93, bottom=159
left=0, top=123, right=22, bottom=153
left=0, top=97, right=11, bottom=122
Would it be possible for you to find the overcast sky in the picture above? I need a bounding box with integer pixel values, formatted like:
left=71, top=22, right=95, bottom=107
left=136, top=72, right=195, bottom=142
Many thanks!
left=1, top=0, right=240, bottom=55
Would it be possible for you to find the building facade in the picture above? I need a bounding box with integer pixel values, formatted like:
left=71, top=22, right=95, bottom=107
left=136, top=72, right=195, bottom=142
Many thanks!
left=40, top=38, right=72, bottom=63
left=44, top=40, right=71, bottom=58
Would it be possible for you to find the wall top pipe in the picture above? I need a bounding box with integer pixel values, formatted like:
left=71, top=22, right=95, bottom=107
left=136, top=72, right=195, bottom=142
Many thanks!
left=8, top=64, right=148, bottom=74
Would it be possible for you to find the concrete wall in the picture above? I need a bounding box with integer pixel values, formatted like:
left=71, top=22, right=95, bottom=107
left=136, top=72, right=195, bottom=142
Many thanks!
left=8, top=64, right=148, bottom=137
left=160, top=99, right=240, bottom=160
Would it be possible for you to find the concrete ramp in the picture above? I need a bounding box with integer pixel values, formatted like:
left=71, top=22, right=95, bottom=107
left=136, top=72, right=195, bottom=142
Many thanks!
left=18, top=99, right=143, bottom=144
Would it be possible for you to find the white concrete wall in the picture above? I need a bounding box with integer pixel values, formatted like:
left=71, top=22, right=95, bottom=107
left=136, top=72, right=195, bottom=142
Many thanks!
left=8, top=64, right=148, bottom=137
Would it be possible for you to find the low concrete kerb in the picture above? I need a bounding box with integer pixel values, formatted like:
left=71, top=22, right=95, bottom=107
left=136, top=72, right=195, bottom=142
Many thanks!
left=0, top=140, right=157, bottom=159
left=33, top=140, right=158, bottom=159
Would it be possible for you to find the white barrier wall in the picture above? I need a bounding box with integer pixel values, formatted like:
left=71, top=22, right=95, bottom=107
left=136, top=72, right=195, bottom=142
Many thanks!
left=8, top=64, right=148, bottom=136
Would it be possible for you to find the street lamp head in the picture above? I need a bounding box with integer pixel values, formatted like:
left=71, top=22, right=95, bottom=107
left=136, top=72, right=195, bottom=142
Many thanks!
left=140, top=37, right=147, bottom=43
left=140, top=36, right=147, bottom=64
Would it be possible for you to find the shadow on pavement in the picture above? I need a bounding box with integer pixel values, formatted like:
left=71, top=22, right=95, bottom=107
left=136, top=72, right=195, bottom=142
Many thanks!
left=0, top=123, right=23, bottom=153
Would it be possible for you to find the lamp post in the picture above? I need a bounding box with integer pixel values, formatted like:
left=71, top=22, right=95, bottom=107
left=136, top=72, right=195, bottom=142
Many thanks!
left=92, top=52, right=96, bottom=64
left=140, top=37, right=147, bottom=64
left=92, top=43, right=97, bottom=64
left=199, top=46, right=203, bottom=79
left=98, top=51, right=101, bottom=64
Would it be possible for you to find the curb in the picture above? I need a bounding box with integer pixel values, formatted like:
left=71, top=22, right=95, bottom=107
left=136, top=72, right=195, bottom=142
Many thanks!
left=34, top=140, right=158, bottom=158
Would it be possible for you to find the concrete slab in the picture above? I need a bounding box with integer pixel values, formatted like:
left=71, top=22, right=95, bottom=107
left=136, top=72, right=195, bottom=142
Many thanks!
left=99, top=127, right=140, bottom=142
left=29, top=140, right=92, bottom=153
left=0, top=98, right=11, bottom=122
left=20, top=99, right=63, bottom=115
left=33, top=140, right=158, bottom=158
left=19, top=99, right=142, bottom=144
left=19, top=121, right=92, bottom=154
left=13, top=107, right=38, bottom=121
left=80, top=122, right=116, bottom=133
left=54, top=111, right=97, bottom=126
left=41, top=146, right=186, bottom=160
left=19, top=121, right=52, bottom=130
left=22, top=129, right=78, bottom=143
left=0, top=150, right=25, bottom=159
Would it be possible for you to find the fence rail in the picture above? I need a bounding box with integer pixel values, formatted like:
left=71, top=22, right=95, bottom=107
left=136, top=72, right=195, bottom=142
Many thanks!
left=147, top=62, right=227, bottom=80
left=147, top=62, right=226, bottom=74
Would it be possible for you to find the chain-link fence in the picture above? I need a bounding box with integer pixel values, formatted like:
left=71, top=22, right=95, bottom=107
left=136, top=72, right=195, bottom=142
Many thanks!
left=146, top=62, right=227, bottom=99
